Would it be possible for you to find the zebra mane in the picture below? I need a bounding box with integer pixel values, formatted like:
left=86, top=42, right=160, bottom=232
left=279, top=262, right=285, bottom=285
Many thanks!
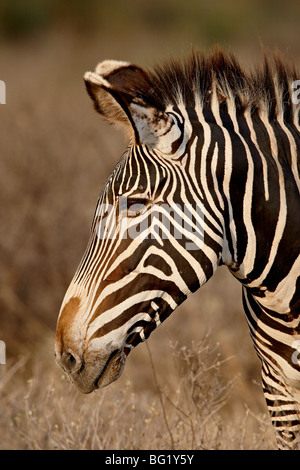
left=139, top=48, right=299, bottom=123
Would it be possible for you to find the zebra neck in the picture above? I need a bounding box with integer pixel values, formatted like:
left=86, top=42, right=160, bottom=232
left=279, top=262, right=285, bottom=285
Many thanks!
left=201, top=105, right=300, bottom=289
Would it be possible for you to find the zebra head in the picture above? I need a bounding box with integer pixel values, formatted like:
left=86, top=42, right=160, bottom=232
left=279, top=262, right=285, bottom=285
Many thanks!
left=55, top=60, right=224, bottom=393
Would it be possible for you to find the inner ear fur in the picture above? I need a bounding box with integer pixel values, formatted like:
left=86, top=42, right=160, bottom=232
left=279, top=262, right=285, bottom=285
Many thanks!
left=84, top=60, right=176, bottom=148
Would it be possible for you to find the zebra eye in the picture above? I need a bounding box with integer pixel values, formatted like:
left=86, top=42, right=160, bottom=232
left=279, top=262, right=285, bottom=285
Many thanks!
left=126, top=198, right=148, bottom=217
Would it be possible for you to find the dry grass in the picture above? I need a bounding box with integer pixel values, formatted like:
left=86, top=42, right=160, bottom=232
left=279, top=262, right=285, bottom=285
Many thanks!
left=0, top=335, right=275, bottom=450
left=2, top=6, right=299, bottom=449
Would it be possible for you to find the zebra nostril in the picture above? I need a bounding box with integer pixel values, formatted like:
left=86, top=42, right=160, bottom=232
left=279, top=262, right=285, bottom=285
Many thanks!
left=67, top=352, right=76, bottom=365
left=61, top=350, right=83, bottom=374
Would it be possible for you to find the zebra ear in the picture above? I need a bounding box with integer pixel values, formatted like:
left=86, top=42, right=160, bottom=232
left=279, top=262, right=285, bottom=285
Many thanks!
left=84, top=60, right=181, bottom=153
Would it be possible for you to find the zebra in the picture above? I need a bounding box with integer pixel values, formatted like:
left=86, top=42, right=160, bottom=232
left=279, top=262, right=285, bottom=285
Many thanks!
left=55, top=49, right=300, bottom=449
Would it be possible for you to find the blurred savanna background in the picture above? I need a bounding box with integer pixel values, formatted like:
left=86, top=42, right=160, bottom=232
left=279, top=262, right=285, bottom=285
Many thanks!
left=1, top=0, right=300, bottom=450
